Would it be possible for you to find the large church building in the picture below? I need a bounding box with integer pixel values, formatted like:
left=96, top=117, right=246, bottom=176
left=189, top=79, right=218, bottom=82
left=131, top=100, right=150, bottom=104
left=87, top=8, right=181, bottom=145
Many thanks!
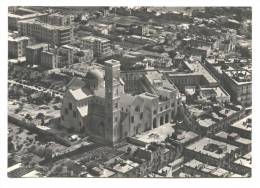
left=60, top=59, right=180, bottom=145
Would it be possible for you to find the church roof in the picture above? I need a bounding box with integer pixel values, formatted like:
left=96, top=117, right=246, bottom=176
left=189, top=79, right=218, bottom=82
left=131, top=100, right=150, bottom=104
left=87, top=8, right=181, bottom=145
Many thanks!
left=77, top=106, right=88, bottom=117
left=86, top=69, right=104, bottom=81
left=69, top=88, right=89, bottom=101
left=66, top=77, right=86, bottom=90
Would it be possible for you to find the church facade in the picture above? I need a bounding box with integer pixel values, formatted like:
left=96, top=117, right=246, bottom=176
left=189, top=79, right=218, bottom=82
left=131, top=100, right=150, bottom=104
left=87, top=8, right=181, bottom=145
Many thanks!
left=60, top=59, right=180, bottom=145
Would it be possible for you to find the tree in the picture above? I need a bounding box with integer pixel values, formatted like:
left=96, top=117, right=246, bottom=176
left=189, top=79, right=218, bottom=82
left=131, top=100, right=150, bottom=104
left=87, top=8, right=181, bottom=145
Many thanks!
left=36, top=112, right=45, bottom=125
left=127, top=147, right=132, bottom=154
left=221, top=64, right=229, bottom=70
left=36, top=112, right=45, bottom=120
left=25, top=113, right=33, bottom=121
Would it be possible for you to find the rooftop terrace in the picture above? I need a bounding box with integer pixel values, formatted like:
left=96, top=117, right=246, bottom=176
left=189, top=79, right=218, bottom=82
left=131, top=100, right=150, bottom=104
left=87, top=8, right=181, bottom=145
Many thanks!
left=230, top=115, right=252, bottom=132
left=186, top=137, right=239, bottom=159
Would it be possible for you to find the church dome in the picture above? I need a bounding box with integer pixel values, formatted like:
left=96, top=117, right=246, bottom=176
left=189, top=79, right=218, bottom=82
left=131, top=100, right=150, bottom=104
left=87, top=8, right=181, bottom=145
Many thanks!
left=85, top=69, right=104, bottom=89
left=86, top=69, right=103, bottom=81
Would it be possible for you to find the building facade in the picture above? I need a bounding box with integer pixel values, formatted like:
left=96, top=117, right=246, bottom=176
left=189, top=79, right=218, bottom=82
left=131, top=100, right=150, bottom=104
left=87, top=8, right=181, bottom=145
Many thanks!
left=8, top=35, right=30, bottom=58
left=25, top=43, right=48, bottom=65
left=40, top=13, right=74, bottom=26
left=81, top=36, right=113, bottom=59
left=18, top=19, right=73, bottom=46
left=60, top=59, right=180, bottom=145
left=222, top=70, right=251, bottom=106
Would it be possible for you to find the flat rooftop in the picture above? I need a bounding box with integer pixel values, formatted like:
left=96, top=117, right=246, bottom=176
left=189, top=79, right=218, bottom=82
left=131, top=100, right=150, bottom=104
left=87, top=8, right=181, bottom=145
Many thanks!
left=230, top=115, right=252, bottom=132
left=183, top=60, right=217, bottom=84
left=132, top=123, right=175, bottom=144
left=9, top=8, right=46, bottom=19
left=175, top=131, right=199, bottom=144
left=200, top=87, right=230, bottom=98
left=215, top=131, right=251, bottom=145
left=112, top=159, right=139, bottom=174
left=89, top=166, right=116, bottom=177
left=234, top=157, right=251, bottom=169
left=197, top=118, right=216, bottom=128
left=8, top=35, right=29, bottom=42
left=184, top=159, right=229, bottom=177
left=186, top=137, right=239, bottom=159
left=26, top=43, right=48, bottom=49
left=82, top=36, right=110, bottom=43
left=19, top=19, right=71, bottom=30
left=223, top=70, right=252, bottom=85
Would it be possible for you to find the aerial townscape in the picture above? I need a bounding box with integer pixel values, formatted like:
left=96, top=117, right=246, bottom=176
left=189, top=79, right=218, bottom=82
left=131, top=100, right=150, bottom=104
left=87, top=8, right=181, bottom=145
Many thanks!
left=8, top=6, right=252, bottom=178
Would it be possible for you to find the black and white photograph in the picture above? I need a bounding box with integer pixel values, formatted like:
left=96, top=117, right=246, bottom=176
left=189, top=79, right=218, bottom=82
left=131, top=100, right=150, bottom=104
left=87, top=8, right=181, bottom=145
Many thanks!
left=1, top=1, right=260, bottom=187
left=6, top=5, right=253, bottom=178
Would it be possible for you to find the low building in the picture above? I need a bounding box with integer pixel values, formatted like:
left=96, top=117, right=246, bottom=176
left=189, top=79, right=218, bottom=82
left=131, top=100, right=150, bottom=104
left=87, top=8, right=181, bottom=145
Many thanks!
left=183, top=159, right=231, bottom=177
left=184, top=137, right=240, bottom=167
left=212, top=131, right=251, bottom=155
left=228, top=115, right=252, bottom=139
left=88, top=166, right=117, bottom=177
left=105, top=157, right=140, bottom=178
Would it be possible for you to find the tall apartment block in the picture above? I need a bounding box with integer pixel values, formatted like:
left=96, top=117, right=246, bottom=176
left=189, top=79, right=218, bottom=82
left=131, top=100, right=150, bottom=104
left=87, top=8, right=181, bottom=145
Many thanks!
left=8, top=7, right=47, bottom=30
left=8, top=35, right=30, bottom=58
left=39, top=13, right=74, bottom=26
left=18, top=19, right=73, bottom=46
left=82, top=36, right=113, bottom=59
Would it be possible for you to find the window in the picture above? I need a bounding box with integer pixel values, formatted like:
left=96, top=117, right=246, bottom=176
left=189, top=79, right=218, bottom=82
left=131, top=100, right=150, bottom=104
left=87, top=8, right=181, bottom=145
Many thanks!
left=61, top=115, right=64, bottom=121
left=69, top=102, right=72, bottom=110
left=171, top=103, right=174, bottom=107
left=73, top=111, right=76, bottom=118
left=135, top=106, right=140, bottom=112
left=153, top=110, right=157, bottom=114
left=160, top=107, right=163, bottom=111
left=131, top=116, right=134, bottom=123
left=65, top=108, right=68, bottom=114
left=115, top=117, right=118, bottom=122
left=114, top=103, right=118, bottom=109
left=140, top=112, right=143, bottom=120
left=165, top=105, right=168, bottom=110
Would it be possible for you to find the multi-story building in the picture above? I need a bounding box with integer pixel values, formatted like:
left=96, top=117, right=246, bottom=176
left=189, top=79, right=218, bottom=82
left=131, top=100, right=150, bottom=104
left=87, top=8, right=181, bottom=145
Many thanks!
left=166, top=60, right=219, bottom=92
left=60, top=59, right=180, bottom=145
left=18, top=19, right=73, bottom=46
left=40, top=48, right=63, bottom=69
left=81, top=36, right=113, bottom=59
left=8, top=35, right=30, bottom=58
left=58, top=45, right=94, bottom=65
left=25, top=43, right=48, bottom=65
left=39, top=13, right=74, bottom=26
left=8, top=7, right=47, bottom=30
left=222, top=70, right=252, bottom=106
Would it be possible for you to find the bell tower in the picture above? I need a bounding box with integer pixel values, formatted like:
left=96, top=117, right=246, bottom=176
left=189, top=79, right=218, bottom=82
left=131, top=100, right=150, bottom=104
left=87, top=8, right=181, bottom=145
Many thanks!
left=104, top=59, right=122, bottom=145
